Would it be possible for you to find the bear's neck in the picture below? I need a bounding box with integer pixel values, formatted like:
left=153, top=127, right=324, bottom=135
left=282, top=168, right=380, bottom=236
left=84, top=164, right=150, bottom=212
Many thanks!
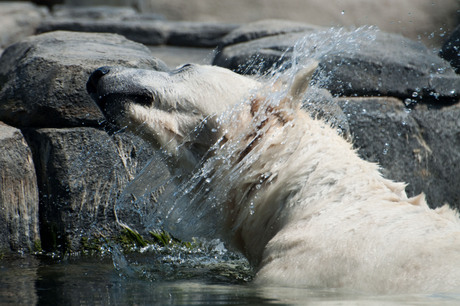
left=224, top=112, right=408, bottom=266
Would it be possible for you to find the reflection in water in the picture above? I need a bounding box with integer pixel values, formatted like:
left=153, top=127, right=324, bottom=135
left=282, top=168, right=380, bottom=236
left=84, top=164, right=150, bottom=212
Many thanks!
left=0, top=255, right=38, bottom=305
left=0, top=254, right=459, bottom=305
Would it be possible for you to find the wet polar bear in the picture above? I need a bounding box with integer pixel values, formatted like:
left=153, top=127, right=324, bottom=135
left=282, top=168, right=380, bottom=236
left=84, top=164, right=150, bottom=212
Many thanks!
left=87, top=63, right=460, bottom=294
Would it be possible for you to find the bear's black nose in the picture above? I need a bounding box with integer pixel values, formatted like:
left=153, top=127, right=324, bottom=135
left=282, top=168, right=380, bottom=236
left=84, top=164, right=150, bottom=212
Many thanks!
left=86, top=66, right=111, bottom=95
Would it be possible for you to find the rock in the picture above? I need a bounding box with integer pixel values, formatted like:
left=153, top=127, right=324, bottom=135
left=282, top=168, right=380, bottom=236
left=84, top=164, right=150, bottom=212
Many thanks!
left=37, top=19, right=238, bottom=47
left=52, top=5, right=138, bottom=20
left=338, top=97, right=460, bottom=209
left=0, top=31, right=168, bottom=128
left=317, top=31, right=460, bottom=103
left=165, top=21, right=239, bottom=47
left=214, top=32, right=306, bottom=74
left=0, top=2, right=48, bottom=49
left=218, top=19, right=321, bottom=48
left=214, top=27, right=460, bottom=103
left=440, top=25, right=460, bottom=74
left=23, top=127, right=157, bottom=252
left=0, top=122, right=40, bottom=252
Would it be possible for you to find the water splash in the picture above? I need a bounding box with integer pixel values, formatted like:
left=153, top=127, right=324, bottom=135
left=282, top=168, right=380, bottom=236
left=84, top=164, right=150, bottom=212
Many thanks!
left=114, top=26, right=380, bottom=245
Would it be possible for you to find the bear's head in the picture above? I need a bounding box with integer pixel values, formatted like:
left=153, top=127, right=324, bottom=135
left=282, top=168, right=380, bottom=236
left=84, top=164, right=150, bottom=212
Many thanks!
left=87, top=64, right=261, bottom=169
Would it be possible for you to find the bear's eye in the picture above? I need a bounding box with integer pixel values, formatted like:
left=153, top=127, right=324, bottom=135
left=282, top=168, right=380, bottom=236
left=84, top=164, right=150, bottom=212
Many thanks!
left=174, top=63, right=194, bottom=73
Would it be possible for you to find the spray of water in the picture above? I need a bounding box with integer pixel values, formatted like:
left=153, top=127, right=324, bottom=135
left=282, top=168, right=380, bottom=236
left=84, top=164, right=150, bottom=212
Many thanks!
left=110, top=27, right=377, bottom=245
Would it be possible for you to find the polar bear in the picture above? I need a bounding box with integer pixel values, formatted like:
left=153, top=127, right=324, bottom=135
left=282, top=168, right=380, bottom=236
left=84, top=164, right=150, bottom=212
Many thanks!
left=87, top=63, right=460, bottom=294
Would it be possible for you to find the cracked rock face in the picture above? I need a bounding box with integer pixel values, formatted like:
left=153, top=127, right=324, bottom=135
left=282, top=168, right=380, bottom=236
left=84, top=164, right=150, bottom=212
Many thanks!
left=0, top=123, right=40, bottom=252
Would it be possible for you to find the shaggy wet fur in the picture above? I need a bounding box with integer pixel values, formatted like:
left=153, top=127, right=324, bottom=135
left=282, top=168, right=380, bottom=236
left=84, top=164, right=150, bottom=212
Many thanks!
left=88, top=63, right=460, bottom=294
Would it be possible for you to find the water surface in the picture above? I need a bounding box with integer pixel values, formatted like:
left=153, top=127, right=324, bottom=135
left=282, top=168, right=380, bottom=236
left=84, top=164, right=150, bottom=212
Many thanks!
left=1, top=253, right=459, bottom=305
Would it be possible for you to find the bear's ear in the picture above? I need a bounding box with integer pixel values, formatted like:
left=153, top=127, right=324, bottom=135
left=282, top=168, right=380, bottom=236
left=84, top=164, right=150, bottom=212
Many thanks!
left=287, top=61, right=318, bottom=100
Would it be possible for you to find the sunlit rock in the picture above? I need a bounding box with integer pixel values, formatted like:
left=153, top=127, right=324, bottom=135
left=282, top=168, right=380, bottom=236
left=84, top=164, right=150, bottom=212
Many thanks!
left=0, top=31, right=168, bottom=128
left=0, top=122, right=40, bottom=252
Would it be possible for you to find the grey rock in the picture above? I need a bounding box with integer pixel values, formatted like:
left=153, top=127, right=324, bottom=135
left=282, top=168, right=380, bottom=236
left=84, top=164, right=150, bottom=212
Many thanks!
left=37, top=20, right=168, bottom=46
left=52, top=5, right=138, bottom=20
left=218, top=19, right=321, bottom=48
left=440, top=25, right=460, bottom=74
left=37, top=19, right=238, bottom=47
left=0, top=122, right=40, bottom=252
left=317, top=32, right=460, bottom=103
left=214, top=32, right=306, bottom=74
left=0, top=31, right=168, bottom=128
left=0, top=2, right=48, bottom=49
left=214, top=28, right=460, bottom=103
left=23, top=127, right=157, bottom=252
left=338, top=97, right=460, bottom=210
left=166, top=21, right=239, bottom=47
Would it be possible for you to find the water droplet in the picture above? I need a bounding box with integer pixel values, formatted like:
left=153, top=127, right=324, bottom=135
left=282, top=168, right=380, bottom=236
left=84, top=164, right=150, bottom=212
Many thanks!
left=383, top=143, right=390, bottom=155
left=404, top=98, right=417, bottom=107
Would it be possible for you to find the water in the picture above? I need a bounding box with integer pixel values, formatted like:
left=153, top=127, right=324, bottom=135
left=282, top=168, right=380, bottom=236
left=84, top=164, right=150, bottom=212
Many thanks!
left=116, top=28, right=379, bottom=240
left=2, top=254, right=459, bottom=305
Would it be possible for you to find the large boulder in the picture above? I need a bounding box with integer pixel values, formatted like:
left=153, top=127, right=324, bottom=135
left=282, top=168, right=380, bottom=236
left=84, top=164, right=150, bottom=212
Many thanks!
left=0, top=122, right=40, bottom=252
left=339, top=97, right=460, bottom=209
left=0, top=31, right=168, bottom=128
left=23, top=127, right=157, bottom=252
left=214, top=24, right=460, bottom=103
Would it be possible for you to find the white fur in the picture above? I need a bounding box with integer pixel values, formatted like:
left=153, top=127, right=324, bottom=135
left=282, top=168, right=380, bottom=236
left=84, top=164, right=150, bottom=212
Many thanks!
left=94, top=63, right=460, bottom=294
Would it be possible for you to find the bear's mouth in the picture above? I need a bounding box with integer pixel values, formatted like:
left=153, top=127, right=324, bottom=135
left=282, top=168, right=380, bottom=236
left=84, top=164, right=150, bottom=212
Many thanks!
left=96, top=93, right=154, bottom=112
left=91, top=92, right=155, bottom=126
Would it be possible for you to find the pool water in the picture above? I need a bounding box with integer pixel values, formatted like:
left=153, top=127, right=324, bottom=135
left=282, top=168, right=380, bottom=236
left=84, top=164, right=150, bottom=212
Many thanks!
left=1, top=252, right=459, bottom=305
